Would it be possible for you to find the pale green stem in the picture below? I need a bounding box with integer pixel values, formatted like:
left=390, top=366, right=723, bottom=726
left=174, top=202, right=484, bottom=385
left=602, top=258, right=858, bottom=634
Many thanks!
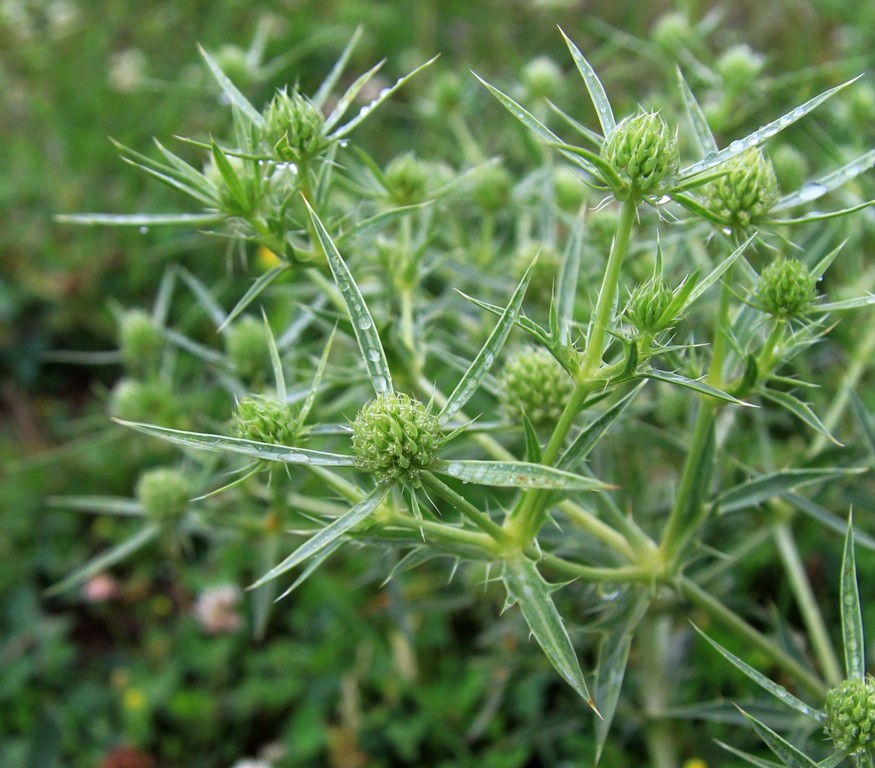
left=580, top=198, right=637, bottom=378
left=638, top=614, right=679, bottom=768
left=807, top=308, right=875, bottom=458
left=420, top=471, right=512, bottom=545
left=706, top=273, right=734, bottom=390
left=659, top=399, right=716, bottom=563
left=679, top=576, right=828, bottom=699
left=771, top=518, right=843, bottom=686
left=757, top=320, right=785, bottom=374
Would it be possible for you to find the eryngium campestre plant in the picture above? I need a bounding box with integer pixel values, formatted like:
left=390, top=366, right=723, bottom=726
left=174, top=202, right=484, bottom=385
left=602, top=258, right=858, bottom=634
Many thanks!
left=757, top=257, right=817, bottom=318
left=600, top=110, right=679, bottom=199
left=498, top=347, right=575, bottom=427
left=824, top=678, right=875, bottom=755
left=704, top=147, right=780, bottom=228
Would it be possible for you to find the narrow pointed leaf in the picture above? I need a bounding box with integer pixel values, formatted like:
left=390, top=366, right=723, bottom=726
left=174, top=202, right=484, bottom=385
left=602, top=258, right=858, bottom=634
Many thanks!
left=557, top=218, right=585, bottom=345
left=332, top=56, right=439, bottom=138
left=765, top=200, right=875, bottom=225
left=336, top=203, right=432, bottom=244
left=559, top=382, right=646, bottom=471
left=439, top=262, right=534, bottom=424
left=55, top=212, right=224, bottom=227
left=154, top=138, right=220, bottom=199
left=249, top=487, right=387, bottom=589
left=305, top=200, right=392, bottom=396
left=323, top=58, right=386, bottom=133
left=429, top=458, right=605, bottom=491
left=693, top=625, right=825, bottom=722
left=559, top=28, right=615, bottom=135
left=811, top=240, right=847, bottom=280
left=680, top=76, right=862, bottom=179
left=211, top=140, right=249, bottom=211
left=175, top=266, right=228, bottom=329
left=760, top=389, right=840, bottom=444
left=641, top=369, right=751, bottom=405
left=717, top=467, right=863, bottom=514
left=522, top=413, right=543, bottom=463
left=118, top=155, right=218, bottom=207
left=198, top=43, right=263, bottom=127
left=503, top=553, right=597, bottom=710
left=773, top=148, right=875, bottom=212
left=46, top=496, right=144, bottom=516
left=816, top=294, right=875, bottom=312
left=298, top=327, right=335, bottom=426
left=594, top=591, right=650, bottom=763
left=677, top=66, right=718, bottom=154
left=312, top=25, right=363, bottom=109
left=685, top=235, right=755, bottom=305
left=262, top=311, right=286, bottom=401
left=786, top=493, right=875, bottom=552
left=738, top=708, right=821, bottom=768
left=715, top=740, right=784, bottom=768
left=458, top=292, right=553, bottom=348
left=219, top=264, right=289, bottom=332
left=44, top=524, right=160, bottom=596
left=114, top=420, right=356, bottom=466
left=841, top=515, right=865, bottom=680
left=275, top=539, right=345, bottom=601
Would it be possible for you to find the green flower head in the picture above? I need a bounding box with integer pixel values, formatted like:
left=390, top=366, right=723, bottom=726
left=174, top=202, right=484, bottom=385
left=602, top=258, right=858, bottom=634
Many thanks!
left=262, top=88, right=329, bottom=163
left=825, top=677, right=875, bottom=755
left=757, top=258, right=816, bottom=319
left=601, top=110, right=679, bottom=199
left=136, top=467, right=192, bottom=525
left=627, top=277, right=675, bottom=334
left=498, top=347, right=575, bottom=428
left=705, top=148, right=780, bottom=229
left=352, top=393, right=444, bottom=487
left=118, top=309, right=162, bottom=373
left=233, top=396, right=299, bottom=446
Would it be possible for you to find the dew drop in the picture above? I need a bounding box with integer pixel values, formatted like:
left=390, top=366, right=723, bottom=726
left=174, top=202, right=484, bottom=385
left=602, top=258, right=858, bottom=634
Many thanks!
left=729, top=139, right=744, bottom=153
left=379, top=87, right=391, bottom=98
left=138, top=226, right=149, bottom=234
left=367, top=348, right=382, bottom=362
left=374, top=375, right=388, bottom=393
left=446, top=462, right=463, bottom=476
left=483, top=352, right=494, bottom=367
left=792, top=107, right=804, bottom=119
left=799, top=181, right=827, bottom=202
left=357, top=316, right=373, bottom=330
left=654, top=194, right=671, bottom=205
left=721, top=227, right=733, bottom=236
left=286, top=452, right=311, bottom=464
left=704, top=151, right=718, bottom=162
left=338, top=139, right=350, bottom=148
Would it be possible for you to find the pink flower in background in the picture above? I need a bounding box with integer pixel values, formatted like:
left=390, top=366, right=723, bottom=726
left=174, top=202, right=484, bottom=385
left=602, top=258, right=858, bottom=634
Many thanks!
left=193, top=584, right=243, bottom=634
left=83, top=573, right=119, bottom=602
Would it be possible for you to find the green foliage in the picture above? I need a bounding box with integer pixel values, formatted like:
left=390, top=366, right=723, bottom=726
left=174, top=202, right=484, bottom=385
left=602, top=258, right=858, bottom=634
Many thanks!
left=7, top=2, right=875, bottom=766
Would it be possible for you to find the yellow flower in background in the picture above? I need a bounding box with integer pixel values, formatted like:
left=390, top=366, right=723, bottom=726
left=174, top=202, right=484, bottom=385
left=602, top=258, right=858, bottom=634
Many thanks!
left=123, top=687, right=147, bottom=712
left=256, top=246, right=281, bottom=271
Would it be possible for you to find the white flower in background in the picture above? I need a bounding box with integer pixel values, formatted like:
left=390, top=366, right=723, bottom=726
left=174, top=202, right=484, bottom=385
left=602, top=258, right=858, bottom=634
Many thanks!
left=193, top=584, right=243, bottom=634
left=108, top=48, right=147, bottom=93
left=229, top=760, right=271, bottom=768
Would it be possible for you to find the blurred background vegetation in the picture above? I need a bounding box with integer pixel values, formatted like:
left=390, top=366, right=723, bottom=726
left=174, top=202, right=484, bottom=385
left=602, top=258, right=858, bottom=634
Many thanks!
left=2, top=0, right=874, bottom=766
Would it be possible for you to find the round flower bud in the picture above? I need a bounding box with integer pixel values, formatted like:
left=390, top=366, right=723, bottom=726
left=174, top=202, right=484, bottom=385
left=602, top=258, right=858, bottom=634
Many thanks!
left=262, top=88, right=328, bottom=162
left=352, top=393, right=443, bottom=486
left=553, top=166, right=586, bottom=211
left=472, top=165, right=513, bottom=213
left=627, top=277, right=675, bottom=333
left=652, top=12, right=696, bottom=54
left=601, top=111, right=679, bottom=199
left=429, top=71, right=463, bottom=114
left=521, top=56, right=563, bottom=101
left=498, top=347, right=575, bottom=428
left=110, top=378, right=179, bottom=426
left=824, top=677, right=875, bottom=754
left=213, top=44, right=253, bottom=89
left=717, top=44, right=765, bottom=92
left=769, top=144, right=809, bottom=193
left=233, top=396, right=299, bottom=446
left=136, top=467, right=191, bottom=525
left=384, top=152, right=429, bottom=206
left=118, top=309, right=162, bottom=373
left=225, top=316, right=269, bottom=382
left=757, top=258, right=816, bottom=319
left=705, top=148, right=780, bottom=228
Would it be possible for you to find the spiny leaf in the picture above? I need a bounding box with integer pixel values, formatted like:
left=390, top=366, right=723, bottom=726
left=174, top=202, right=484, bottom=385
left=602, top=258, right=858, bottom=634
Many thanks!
left=559, top=382, right=646, bottom=471
left=114, top=420, right=356, bottom=466
left=274, top=539, right=346, bottom=601
left=772, top=148, right=875, bottom=212
left=841, top=514, right=866, bottom=681
left=261, top=311, right=286, bottom=402
left=54, top=212, right=224, bottom=227
left=641, top=369, right=752, bottom=405
left=693, top=625, right=825, bottom=723
left=198, top=43, right=264, bottom=127
left=559, top=28, right=616, bottom=136
left=439, top=261, right=534, bottom=424
left=249, top=487, right=387, bottom=590
left=218, top=264, right=290, bottom=333
left=680, top=76, right=861, bottom=179
left=717, top=467, right=863, bottom=514
left=502, top=553, right=597, bottom=711
left=429, top=459, right=605, bottom=491
left=304, top=200, right=393, bottom=396
left=312, top=25, right=363, bottom=109
left=557, top=217, right=585, bottom=345
left=737, top=707, right=821, bottom=768
left=323, top=58, right=386, bottom=134
left=44, top=525, right=160, bottom=596
left=677, top=66, right=718, bottom=154
left=759, top=389, right=840, bottom=445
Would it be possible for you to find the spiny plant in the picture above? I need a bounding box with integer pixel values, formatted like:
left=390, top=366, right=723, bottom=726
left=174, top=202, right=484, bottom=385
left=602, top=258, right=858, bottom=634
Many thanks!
left=54, top=23, right=875, bottom=765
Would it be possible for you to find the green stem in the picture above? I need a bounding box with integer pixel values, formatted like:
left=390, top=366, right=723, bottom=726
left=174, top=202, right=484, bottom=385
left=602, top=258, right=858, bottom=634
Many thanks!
left=420, top=471, right=512, bottom=545
left=659, top=399, right=717, bottom=562
left=580, top=198, right=637, bottom=378
left=679, top=576, right=828, bottom=699
left=757, top=320, right=785, bottom=374
left=638, top=614, right=679, bottom=768
left=771, top=518, right=843, bottom=686
left=706, top=273, right=734, bottom=390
